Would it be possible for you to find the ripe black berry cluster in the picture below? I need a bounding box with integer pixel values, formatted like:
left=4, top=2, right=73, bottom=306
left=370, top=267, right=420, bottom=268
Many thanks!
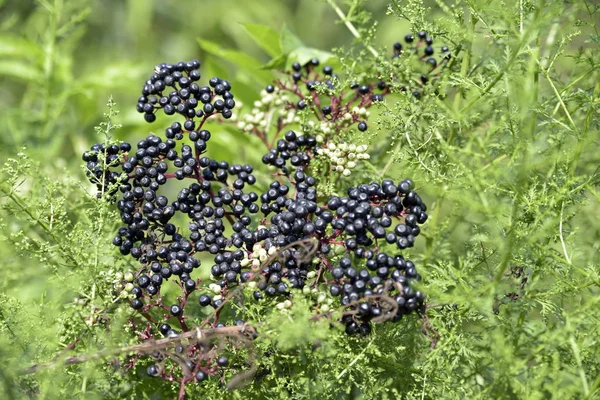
left=136, top=60, right=235, bottom=123
left=390, top=31, right=452, bottom=98
left=82, top=142, right=130, bottom=197
left=232, top=57, right=388, bottom=174
left=84, top=55, right=431, bottom=388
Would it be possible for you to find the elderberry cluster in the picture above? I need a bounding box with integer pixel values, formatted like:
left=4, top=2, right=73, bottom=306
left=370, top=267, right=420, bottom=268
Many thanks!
left=84, top=51, right=433, bottom=385
left=136, top=59, right=235, bottom=123
left=390, top=31, right=452, bottom=98
left=82, top=142, right=130, bottom=197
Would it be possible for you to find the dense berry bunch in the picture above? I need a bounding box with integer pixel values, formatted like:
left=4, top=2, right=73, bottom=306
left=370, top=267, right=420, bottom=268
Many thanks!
left=82, top=142, right=131, bottom=197
left=85, top=50, right=434, bottom=389
left=136, top=59, right=235, bottom=123
left=390, top=31, right=452, bottom=98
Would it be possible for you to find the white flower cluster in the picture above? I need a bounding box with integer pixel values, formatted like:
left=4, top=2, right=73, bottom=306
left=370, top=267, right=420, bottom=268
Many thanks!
left=239, top=239, right=279, bottom=270
left=350, top=106, right=370, bottom=120
left=236, top=88, right=300, bottom=133
left=316, top=142, right=370, bottom=176
left=306, top=120, right=334, bottom=137
left=273, top=270, right=335, bottom=313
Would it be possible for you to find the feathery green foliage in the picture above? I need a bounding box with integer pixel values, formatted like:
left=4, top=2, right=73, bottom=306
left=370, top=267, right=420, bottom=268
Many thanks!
left=0, top=0, right=598, bottom=399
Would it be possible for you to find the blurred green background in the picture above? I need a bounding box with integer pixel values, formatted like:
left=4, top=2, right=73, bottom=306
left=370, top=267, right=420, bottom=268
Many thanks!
left=0, top=0, right=404, bottom=162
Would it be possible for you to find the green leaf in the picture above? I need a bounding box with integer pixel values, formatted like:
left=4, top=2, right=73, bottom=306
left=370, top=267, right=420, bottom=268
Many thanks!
left=287, top=47, right=334, bottom=69
left=280, top=23, right=304, bottom=55
left=262, top=54, right=287, bottom=70
left=0, top=60, right=42, bottom=82
left=241, top=23, right=281, bottom=57
left=197, top=38, right=273, bottom=83
left=277, top=25, right=334, bottom=68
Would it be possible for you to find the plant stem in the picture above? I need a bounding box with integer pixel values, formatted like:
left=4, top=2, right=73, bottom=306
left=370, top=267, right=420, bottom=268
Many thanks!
left=326, top=0, right=379, bottom=58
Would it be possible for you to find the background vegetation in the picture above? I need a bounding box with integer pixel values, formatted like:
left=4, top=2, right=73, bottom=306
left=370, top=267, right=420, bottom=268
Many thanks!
left=0, top=0, right=598, bottom=399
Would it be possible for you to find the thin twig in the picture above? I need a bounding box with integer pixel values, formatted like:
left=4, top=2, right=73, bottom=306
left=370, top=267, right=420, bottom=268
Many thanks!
left=326, top=0, right=379, bottom=58
left=22, top=325, right=256, bottom=375
left=559, top=201, right=572, bottom=265
left=335, top=336, right=374, bottom=380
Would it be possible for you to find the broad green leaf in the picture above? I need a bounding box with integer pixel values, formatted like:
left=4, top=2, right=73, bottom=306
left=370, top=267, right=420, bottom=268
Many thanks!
left=0, top=60, right=42, bottom=82
left=262, top=54, right=287, bottom=70
left=197, top=38, right=273, bottom=83
left=241, top=23, right=281, bottom=57
left=287, top=47, right=334, bottom=69
left=280, top=23, right=304, bottom=54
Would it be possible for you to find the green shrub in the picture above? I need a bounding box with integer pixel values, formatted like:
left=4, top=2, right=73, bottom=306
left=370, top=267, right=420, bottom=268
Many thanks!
left=0, top=0, right=598, bottom=399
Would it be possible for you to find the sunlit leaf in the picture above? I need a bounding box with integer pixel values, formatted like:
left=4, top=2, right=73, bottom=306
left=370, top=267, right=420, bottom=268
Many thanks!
left=241, top=23, right=281, bottom=57
left=280, top=23, right=304, bottom=54
left=197, top=38, right=273, bottom=82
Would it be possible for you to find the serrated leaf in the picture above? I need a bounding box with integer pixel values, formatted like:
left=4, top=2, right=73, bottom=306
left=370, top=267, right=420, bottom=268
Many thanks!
left=197, top=38, right=272, bottom=83
left=241, top=23, right=281, bottom=57
left=0, top=60, right=42, bottom=82
left=280, top=23, right=304, bottom=55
